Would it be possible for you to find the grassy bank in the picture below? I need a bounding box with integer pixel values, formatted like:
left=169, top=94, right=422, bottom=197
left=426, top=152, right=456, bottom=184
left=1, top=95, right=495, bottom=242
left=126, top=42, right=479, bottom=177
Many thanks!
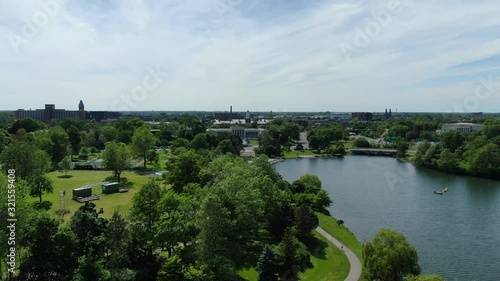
left=238, top=212, right=366, bottom=281
left=316, top=213, right=364, bottom=267
left=299, top=231, right=349, bottom=281
left=283, top=150, right=319, bottom=159
left=238, top=230, right=350, bottom=281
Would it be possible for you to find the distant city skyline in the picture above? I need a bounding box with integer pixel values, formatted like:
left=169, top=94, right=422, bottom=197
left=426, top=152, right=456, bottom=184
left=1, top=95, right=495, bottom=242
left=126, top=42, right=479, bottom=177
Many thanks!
left=1, top=0, right=500, bottom=112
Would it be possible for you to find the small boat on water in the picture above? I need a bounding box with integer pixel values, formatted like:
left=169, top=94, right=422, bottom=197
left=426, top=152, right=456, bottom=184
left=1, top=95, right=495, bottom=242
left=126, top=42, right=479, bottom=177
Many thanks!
left=434, top=187, right=448, bottom=195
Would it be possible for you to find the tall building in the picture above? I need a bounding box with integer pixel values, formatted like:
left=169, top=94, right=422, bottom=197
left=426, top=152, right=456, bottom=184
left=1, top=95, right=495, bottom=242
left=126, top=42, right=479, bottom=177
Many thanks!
left=78, top=100, right=86, bottom=121
left=14, top=100, right=120, bottom=122
left=245, top=110, right=251, bottom=125
left=351, top=112, right=373, bottom=121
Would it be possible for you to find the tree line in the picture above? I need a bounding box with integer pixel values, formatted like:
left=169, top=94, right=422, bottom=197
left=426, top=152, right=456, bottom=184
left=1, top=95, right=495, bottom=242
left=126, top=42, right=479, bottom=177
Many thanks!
left=0, top=152, right=333, bottom=281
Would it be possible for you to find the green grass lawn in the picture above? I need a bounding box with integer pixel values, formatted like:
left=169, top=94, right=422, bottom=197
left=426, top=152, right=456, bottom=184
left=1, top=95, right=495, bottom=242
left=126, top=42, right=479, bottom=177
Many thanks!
left=238, top=231, right=349, bottom=281
left=299, top=231, right=350, bottom=281
left=249, top=139, right=259, bottom=146
left=238, top=213, right=364, bottom=281
left=44, top=170, right=154, bottom=220
left=340, top=140, right=355, bottom=149
left=283, top=150, right=319, bottom=159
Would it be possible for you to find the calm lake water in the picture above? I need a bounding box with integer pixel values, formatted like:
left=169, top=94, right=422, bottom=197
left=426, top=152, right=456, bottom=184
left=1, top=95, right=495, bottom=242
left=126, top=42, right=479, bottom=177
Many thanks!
left=275, top=156, right=500, bottom=281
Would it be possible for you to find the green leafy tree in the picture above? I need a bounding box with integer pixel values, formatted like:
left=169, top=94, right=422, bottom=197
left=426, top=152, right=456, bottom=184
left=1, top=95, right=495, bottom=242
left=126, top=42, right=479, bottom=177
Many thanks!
left=154, top=190, right=192, bottom=257
left=397, top=140, right=409, bottom=158
left=440, top=131, right=465, bottom=152
left=217, top=139, right=234, bottom=155
left=48, top=126, right=71, bottom=168
left=467, top=142, right=500, bottom=178
left=308, top=134, right=329, bottom=151
left=293, top=204, right=318, bottom=241
left=66, top=125, right=82, bottom=155
left=30, top=175, right=54, bottom=203
left=437, top=149, right=459, bottom=173
left=191, top=133, right=210, bottom=151
left=80, top=146, right=90, bottom=160
left=157, top=123, right=175, bottom=146
left=0, top=130, right=8, bottom=154
left=257, top=244, right=278, bottom=281
left=100, top=125, right=118, bottom=144
left=8, top=118, right=45, bottom=133
left=165, top=149, right=205, bottom=193
left=363, top=228, right=421, bottom=281
left=216, top=133, right=243, bottom=155
left=157, top=255, right=185, bottom=281
left=102, top=141, right=132, bottom=183
left=197, top=194, right=239, bottom=280
left=130, top=181, right=164, bottom=258
left=275, top=227, right=309, bottom=281
left=73, top=250, right=110, bottom=281
left=0, top=141, right=51, bottom=181
left=422, top=144, right=442, bottom=169
left=58, top=155, right=72, bottom=175
left=131, top=126, right=156, bottom=169
left=414, top=142, right=431, bottom=166
left=353, top=137, right=370, bottom=148
left=105, top=211, right=131, bottom=279
left=19, top=216, right=79, bottom=281
left=170, top=137, right=190, bottom=153
left=70, top=202, right=108, bottom=258
left=259, top=133, right=282, bottom=157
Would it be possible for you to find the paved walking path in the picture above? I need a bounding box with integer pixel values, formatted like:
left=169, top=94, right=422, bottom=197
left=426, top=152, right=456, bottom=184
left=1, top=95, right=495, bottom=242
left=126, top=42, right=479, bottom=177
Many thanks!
left=316, top=227, right=362, bottom=281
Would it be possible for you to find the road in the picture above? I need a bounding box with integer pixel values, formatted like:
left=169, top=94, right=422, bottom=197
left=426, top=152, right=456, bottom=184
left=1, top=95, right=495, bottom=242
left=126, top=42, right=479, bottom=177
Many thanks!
left=316, top=227, right=362, bottom=281
left=298, top=132, right=309, bottom=149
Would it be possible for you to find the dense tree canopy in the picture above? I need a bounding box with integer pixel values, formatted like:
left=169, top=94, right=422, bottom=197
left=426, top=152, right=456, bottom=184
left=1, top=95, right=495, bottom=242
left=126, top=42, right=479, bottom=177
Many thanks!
left=0, top=141, right=51, bottom=182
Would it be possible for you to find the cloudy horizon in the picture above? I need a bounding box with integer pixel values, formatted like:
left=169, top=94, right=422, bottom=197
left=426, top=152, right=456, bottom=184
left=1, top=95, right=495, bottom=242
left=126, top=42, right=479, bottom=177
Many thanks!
left=1, top=0, right=500, bottom=113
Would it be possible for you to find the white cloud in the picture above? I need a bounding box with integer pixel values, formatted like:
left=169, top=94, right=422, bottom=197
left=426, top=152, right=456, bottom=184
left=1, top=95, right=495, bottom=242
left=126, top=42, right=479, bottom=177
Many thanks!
left=0, top=0, right=499, bottom=112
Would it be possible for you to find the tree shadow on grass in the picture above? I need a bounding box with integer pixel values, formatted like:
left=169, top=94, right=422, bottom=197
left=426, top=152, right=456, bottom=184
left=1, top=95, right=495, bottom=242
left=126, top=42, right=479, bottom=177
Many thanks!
left=234, top=238, right=269, bottom=273
left=57, top=174, right=73, bottom=179
left=303, top=236, right=327, bottom=260
left=104, top=176, right=134, bottom=188
left=32, top=201, right=53, bottom=211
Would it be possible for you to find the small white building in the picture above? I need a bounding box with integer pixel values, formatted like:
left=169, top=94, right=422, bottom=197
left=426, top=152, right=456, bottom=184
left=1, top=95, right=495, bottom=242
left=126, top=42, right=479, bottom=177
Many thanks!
left=441, top=123, right=483, bottom=134
left=206, top=126, right=267, bottom=140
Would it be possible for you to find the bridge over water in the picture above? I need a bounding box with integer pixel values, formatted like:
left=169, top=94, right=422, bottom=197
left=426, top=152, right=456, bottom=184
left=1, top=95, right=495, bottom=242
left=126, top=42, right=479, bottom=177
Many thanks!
left=349, top=148, right=397, bottom=156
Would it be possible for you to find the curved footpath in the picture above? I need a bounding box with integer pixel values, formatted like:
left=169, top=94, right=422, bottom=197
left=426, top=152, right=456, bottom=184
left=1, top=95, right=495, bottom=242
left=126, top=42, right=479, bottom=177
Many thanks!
left=315, top=227, right=362, bottom=281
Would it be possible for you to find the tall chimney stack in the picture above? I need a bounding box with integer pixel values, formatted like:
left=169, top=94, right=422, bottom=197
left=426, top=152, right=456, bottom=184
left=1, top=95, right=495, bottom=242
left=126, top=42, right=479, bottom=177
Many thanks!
left=230, top=106, right=232, bottom=113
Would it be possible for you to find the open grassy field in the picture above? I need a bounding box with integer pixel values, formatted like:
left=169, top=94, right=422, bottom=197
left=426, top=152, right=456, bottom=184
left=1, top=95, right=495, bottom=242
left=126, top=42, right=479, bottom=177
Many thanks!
left=249, top=139, right=259, bottom=146
left=44, top=170, right=154, bottom=220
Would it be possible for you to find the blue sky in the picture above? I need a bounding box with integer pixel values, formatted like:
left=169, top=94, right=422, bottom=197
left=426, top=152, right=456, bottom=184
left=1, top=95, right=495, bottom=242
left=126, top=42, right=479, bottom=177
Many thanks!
left=1, top=0, right=500, bottom=112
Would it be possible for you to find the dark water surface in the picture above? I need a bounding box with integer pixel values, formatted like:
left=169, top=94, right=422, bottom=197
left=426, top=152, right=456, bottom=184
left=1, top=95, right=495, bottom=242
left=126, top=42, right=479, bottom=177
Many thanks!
left=275, top=156, right=500, bottom=281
